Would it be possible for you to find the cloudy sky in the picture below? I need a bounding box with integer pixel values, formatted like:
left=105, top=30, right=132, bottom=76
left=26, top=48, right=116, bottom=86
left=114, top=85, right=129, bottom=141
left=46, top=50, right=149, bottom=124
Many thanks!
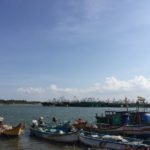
left=1, top=0, right=150, bottom=101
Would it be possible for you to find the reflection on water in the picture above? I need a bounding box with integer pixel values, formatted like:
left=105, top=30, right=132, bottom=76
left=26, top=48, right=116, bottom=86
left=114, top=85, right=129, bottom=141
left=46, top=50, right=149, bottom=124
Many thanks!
left=0, top=136, right=22, bottom=150
left=0, top=105, right=148, bottom=150
left=0, top=130, right=84, bottom=150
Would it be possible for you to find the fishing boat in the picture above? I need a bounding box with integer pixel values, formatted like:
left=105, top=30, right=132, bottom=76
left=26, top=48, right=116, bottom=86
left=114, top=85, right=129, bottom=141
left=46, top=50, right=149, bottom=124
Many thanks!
left=95, top=97, right=150, bottom=137
left=72, top=118, right=87, bottom=129
left=30, top=119, right=78, bottom=143
left=72, top=118, right=100, bottom=133
left=119, top=125, right=150, bottom=138
left=35, top=116, right=74, bottom=133
left=2, top=123, right=24, bottom=136
left=79, top=131, right=149, bottom=149
left=0, top=117, right=24, bottom=136
left=86, top=124, right=150, bottom=138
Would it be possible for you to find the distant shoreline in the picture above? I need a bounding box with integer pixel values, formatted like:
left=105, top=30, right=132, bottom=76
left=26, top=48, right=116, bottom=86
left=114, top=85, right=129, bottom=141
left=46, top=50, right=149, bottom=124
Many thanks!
left=0, top=99, right=40, bottom=105
left=0, top=99, right=150, bottom=108
left=0, top=103, right=41, bottom=106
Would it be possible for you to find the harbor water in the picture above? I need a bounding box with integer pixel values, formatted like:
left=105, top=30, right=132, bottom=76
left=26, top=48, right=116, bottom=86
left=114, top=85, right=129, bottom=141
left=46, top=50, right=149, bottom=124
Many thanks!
left=0, top=105, right=148, bottom=150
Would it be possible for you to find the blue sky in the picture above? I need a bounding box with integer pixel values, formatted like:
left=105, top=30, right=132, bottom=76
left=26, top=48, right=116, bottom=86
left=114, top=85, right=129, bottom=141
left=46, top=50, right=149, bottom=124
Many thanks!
left=1, top=0, right=150, bottom=101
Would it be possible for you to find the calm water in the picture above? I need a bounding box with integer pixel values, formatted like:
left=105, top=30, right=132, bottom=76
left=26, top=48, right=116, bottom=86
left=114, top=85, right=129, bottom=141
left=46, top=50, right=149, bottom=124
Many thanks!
left=0, top=105, right=147, bottom=150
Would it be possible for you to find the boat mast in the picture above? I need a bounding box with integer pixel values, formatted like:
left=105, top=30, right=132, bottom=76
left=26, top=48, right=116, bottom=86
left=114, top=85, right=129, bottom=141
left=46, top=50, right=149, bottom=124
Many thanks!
left=136, top=96, right=146, bottom=125
left=125, top=97, right=128, bottom=112
left=137, top=96, right=146, bottom=112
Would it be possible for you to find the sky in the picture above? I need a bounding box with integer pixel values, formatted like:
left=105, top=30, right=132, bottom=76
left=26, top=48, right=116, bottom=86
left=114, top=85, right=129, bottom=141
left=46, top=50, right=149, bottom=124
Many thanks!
left=1, top=0, right=150, bottom=101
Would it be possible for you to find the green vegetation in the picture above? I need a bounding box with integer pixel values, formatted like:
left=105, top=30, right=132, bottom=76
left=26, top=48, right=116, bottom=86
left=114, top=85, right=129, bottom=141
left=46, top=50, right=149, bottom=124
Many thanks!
left=0, top=99, right=40, bottom=105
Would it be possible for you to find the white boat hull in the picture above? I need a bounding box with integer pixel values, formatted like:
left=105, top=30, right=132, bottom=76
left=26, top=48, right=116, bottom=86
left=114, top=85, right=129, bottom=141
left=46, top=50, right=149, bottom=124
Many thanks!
left=79, top=135, right=130, bottom=149
left=79, top=132, right=149, bottom=150
left=79, top=135, right=100, bottom=147
left=30, top=128, right=78, bottom=143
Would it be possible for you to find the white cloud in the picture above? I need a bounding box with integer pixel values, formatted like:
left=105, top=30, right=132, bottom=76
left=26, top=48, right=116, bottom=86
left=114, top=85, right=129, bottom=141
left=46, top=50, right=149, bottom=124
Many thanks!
left=49, top=76, right=150, bottom=93
left=17, top=76, right=150, bottom=100
left=129, top=76, right=150, bottom=89
left=49, top=84, right=79, bottom=95
left=103, top=77, right=131, bottom=91
left=17, top=87, right=45, bottom=95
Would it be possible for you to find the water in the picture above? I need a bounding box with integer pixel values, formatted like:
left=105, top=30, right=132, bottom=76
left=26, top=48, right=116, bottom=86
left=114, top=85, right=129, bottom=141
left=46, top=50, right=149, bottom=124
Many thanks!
left=0, top=105, right=147, bottom=150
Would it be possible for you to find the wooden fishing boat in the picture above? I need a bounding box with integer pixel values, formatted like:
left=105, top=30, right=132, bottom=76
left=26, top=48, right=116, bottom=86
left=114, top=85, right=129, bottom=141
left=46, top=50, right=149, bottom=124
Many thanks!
left=78, top=123, right=150, bottom=138
left=30, top=119, right=78, bottom=143
left=72, top=118, right=87, bottom=129
left=95, top=97, right=150, bottom=137
left=35, top=117, right=74, bottom=133
left=79, top=131, right=149, bottom=150
left=0, top=123, right=24, bottom=136
left=30, top=127, right=79, bottom=143
left=120, top=125, right=150, bottom=138
left=72, top=118, right=100, bottom=133
left=96, top=97, right=148, bottom=126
